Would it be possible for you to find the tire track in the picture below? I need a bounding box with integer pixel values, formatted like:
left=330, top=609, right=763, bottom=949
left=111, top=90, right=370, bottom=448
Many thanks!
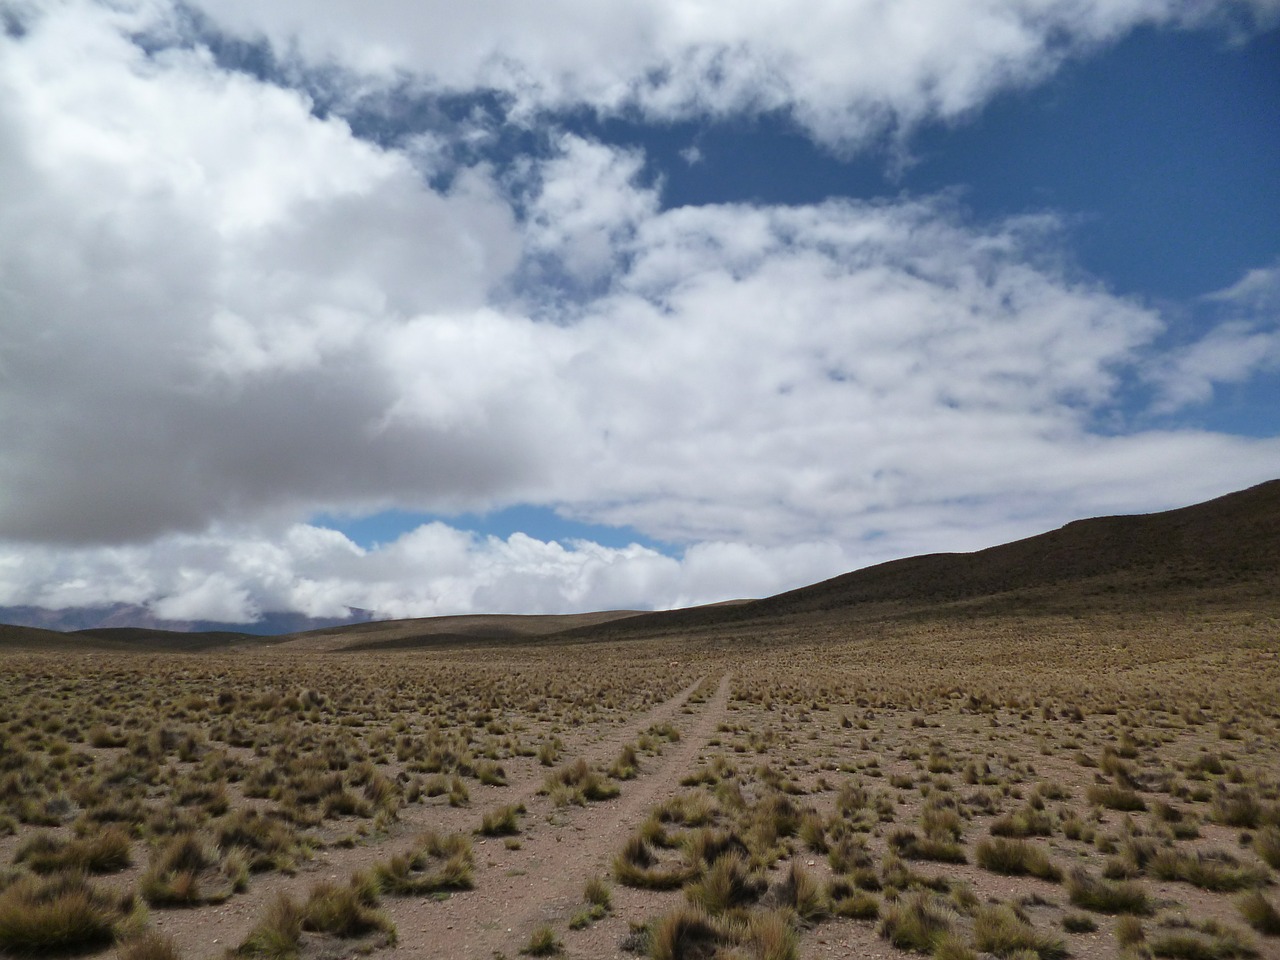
left=396, top=672, right=733, bottom=959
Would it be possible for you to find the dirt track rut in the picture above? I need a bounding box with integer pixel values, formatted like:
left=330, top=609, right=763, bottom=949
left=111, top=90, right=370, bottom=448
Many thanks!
left=396, top=671, right=733, bottom=958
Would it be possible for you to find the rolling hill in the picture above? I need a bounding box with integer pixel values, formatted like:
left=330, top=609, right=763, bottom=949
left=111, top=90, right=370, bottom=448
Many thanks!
left=2, top=479, right=1276, bottom=652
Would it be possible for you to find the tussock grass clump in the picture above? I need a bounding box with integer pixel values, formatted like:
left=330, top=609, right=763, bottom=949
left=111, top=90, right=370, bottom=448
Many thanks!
left=1062, top=912, right=1097, bottom=933
left=0, top=872, right=138, bottom=954
left=646, top=903, right=798, bottom=960
left=655, top=792, right=719, bottom=828
left=543, top=759, right=620, bottom=806
left=973, top=904, right=1068, bottom=959
left=235, top=881, right=396, bottom=960
left=1066, top=867, right=1152, bottom=914
left=232, top=893, right=303, bottom=960
left=116, top=930, right=181, bottom=960
left=798, top=810, right=827, bottom=852
left=140, top=833, right=247, bottom=905
left=15, top=827, right=132, bottom=874
left=1237, top=890, right=1280, bottom=936
left=1252, top=827, right=1280, bottom=869
left=1086, top=783, right=1146, bottom=812
left=878, top=890, right=959, bottom=953
left=747, top=909, right=799, bottom=960
left=881, top=852, right=950, bottom=894
left=473, top=760, right=507, bottom=786
left=990, top=804, right=1054, bottom=838
left=570, top=876, right=612, bottom=929
left=214, top=810, right=306, bottom=873
left=770, top=861, right=828, bottom=923
left=478, top=803, right=523, bottom=837
left=373, top=830, right=474, bottom=894
left=243, top=877, right=395, bottom=957
left=826, top=877, right=878, bottom=920
left=975, top=837, right=1063, bottom=881
left=521, top=924, right=561, bottom=956
left=537, top=738, right=563, bottom=767
left=827, top=833, right=874, bottom=876
left=648, top=904, right=722, bottom=960
left=684, top=852, right=765, bottom=915
left=610, top=744, right=640, bottom=781
left=889, top=827, right=967, bottom=864
left=613, top=834, right=698, bottom=890
left=1116, top=914, right=1146, bottom=948
left=1148, top=915, right=1258, bottom=959
left=1149, top=848, right=1269, bottom=892
left=1213, top=788, right=1262, bottom=829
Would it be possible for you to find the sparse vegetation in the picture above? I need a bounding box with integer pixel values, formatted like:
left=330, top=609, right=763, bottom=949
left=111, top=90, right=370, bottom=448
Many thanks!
left=2, top=500, right=1279, bottom=960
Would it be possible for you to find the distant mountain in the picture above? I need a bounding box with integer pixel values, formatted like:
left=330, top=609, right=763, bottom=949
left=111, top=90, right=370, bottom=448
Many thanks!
left=0, top=603, right=376, bottom=636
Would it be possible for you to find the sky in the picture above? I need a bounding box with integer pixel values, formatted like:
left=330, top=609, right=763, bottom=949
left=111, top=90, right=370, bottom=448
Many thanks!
left=1, top=0, right=1278, bottom=625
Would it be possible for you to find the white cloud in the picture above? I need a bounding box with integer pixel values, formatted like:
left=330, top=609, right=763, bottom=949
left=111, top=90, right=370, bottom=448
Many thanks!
left=1146, top=260, right=1280, bottom=412
left=1207, top=258, right=1280, bottom=312
left=517, top=135, right=659, bottom=287
left=0, top=1, right=1278, bottom=619
left=0, top=1, right=526, bottom=542
left=0, top=523, right=853, bottom=620
left=181, top=0, right=1277, bottom=149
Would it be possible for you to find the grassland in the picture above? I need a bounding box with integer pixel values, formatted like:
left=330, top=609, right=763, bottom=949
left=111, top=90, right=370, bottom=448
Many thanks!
left=1, top=481, right=1278, bottom=959
left=0, top=603, right=1276, bottom=960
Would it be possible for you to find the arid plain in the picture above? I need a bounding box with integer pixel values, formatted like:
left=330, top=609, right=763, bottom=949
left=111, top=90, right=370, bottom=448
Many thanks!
left=2, top=482, right=1278, bottom=960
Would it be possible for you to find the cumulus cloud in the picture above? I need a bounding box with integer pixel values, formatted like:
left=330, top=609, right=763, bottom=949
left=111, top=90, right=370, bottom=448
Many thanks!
left=1, top=1, right=1278, bottom=620
left=0, top=523, right=851, bottom=621
left=0, top=2, right=527, bottom=542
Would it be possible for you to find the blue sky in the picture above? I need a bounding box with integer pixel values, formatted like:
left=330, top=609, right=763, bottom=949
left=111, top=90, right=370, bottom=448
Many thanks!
left=0, top=1, right=1277, bottom=623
